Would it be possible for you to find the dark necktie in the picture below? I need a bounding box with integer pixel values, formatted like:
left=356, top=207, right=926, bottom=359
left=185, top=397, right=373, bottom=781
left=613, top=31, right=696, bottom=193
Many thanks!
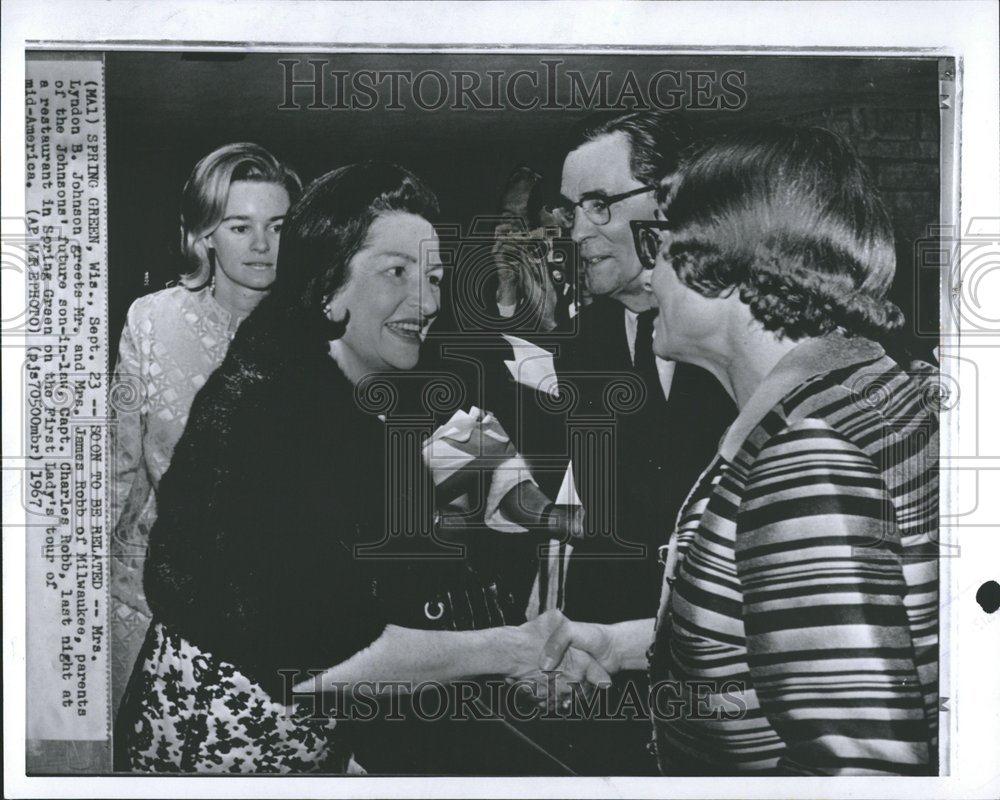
left=634, top=309, right=665, bottom=405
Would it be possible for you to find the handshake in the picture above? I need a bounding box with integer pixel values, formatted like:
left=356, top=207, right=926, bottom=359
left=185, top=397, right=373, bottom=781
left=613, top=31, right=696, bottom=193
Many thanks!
left=503, top=609, right=630, bottom=710
left=290, top=603, right=653, bottom=713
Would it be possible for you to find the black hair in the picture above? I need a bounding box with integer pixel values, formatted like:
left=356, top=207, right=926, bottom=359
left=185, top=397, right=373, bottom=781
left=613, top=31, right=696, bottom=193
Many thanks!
left=562, top=110, right=692, bottom=187
left=266, top=161, right=439, bottom=340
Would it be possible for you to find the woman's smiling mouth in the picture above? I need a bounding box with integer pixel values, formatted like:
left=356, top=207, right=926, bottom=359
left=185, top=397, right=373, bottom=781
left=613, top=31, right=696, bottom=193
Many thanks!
left=385, top=319, right=426, bottom=341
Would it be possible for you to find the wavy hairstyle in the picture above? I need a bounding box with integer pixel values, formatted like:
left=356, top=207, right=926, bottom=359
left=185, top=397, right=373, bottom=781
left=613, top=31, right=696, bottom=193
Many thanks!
left=178, top=142, right=302, bottom=288
left=264, top=161, right=440, bottom=341
left=662, top=125, right=903, bottom=340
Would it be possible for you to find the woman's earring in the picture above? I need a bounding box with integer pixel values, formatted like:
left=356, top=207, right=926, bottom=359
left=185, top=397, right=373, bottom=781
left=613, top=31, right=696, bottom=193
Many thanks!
left=322, top=296, right=350, bottom=332
left=208, top=247, right=217, bottom=293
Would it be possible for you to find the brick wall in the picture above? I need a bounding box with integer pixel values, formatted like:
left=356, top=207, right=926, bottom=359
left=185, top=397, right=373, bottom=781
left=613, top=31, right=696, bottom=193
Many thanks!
left=780, top=106, right=942, bottom=359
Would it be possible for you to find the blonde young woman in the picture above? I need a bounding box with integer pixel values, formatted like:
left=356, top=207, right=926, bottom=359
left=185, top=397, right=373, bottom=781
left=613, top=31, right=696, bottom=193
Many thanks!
left=109, top=143, right=301, bottom=713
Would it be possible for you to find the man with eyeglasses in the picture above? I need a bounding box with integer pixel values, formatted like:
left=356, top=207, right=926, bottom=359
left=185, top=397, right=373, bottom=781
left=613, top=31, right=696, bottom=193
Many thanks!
left=553, top=110, right=735, bottom=621
left=525, top=111, right=735, bottom=774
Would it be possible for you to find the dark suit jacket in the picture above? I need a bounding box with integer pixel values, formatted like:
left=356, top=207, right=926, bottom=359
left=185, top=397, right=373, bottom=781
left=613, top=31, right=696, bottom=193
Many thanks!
left=418, top=298, right=735, bottom=776
left=551, top=297, right=736, bottom=623
left=422, top=296, right=736, bottom=625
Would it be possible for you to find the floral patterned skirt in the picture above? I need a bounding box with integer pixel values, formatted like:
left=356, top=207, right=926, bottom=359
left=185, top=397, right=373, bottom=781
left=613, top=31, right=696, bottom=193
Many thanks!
left=115, top=622, right=357, bottom=774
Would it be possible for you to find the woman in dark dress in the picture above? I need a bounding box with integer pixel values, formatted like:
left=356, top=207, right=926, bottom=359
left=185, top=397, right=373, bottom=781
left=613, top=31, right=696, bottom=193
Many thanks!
left=115, top=162, right=582, bottom=774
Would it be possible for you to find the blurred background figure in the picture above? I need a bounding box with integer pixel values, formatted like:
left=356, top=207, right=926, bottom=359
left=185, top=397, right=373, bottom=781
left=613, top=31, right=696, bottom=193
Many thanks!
left=492, top=164, right=580, bottom=330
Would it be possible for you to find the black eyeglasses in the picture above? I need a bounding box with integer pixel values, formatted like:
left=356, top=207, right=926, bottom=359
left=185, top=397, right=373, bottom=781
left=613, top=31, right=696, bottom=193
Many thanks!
left=552, top=186, right=655, bottom=229
left=630, top=219, right=672, bottom=270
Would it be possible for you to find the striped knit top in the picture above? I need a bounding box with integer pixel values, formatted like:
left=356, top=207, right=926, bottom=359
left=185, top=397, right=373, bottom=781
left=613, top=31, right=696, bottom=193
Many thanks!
left=648, top=333, right=939, bottom=776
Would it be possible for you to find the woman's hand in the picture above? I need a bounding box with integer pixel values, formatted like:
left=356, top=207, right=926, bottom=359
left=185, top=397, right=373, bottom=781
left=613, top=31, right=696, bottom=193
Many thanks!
left=540, top=617, right=655, bottom=678
left=540, top=617, right=618, bottom=676
left=505, top=610, right=612, bottom=710
left=506, top=610, right=607, bottom=684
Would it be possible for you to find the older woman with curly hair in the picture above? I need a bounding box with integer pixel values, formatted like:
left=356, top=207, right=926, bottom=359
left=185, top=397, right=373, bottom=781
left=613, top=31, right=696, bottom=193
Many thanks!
left=542, top=126, right=939, bottom=776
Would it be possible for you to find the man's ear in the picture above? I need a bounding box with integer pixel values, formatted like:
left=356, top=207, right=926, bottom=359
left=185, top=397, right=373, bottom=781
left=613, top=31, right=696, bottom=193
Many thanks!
left=640, top=268, right=655, bottom=295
